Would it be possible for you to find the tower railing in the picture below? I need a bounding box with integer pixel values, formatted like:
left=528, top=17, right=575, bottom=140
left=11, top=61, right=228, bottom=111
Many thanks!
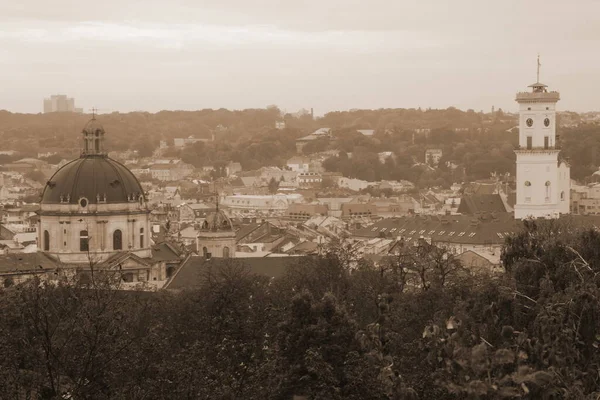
left=515, top=91, right=560, bottom=102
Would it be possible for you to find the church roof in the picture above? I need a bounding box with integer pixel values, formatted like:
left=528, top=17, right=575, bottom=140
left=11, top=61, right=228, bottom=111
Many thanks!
left=41, top=156, right=145, bottom=205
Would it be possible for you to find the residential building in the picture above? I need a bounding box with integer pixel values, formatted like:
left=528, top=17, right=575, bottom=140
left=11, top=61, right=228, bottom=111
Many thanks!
left=43, top=95, right=81, bottom=113
left=425, top=149, right=443, bottom=166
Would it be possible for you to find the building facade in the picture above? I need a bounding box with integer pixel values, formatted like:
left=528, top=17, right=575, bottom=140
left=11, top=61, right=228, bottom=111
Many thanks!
left=39, top=118, right=152, bottom=264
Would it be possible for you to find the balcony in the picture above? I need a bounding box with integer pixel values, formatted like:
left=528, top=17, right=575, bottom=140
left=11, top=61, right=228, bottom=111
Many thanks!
left=516, top=91, right=560, bottom=102
left=515, top=145, right=561, bottom=151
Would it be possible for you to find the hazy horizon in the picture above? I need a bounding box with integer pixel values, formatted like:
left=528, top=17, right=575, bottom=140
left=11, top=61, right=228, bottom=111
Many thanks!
left=2, top=0, right=600, bottom=115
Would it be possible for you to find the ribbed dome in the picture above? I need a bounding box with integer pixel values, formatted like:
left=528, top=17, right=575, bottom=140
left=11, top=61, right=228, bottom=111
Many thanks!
left=41, top=156, right=145, bottom=205
left=201, top=210, right=233, bottom=232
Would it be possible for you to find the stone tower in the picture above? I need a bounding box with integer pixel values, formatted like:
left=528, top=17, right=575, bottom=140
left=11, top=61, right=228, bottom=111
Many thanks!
left=514, top=57, right=570, bottom=219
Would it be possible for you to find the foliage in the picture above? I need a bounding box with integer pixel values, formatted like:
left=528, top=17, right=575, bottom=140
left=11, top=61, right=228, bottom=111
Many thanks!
left=2, top=220, right=600, bottom=398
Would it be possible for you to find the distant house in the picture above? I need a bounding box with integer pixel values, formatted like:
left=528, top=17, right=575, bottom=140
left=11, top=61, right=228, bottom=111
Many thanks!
left=150, top=163, right=194, bottom=181
left=425, top=149, right=443, bottom=166
left=295, top=128, right=331, bottom=154
left=226, top=162, right=242, bottom=177
left=297, top=172, right=322, bottom=188
left=286, top=156, right=310, bottom=173
left=285, top=203, right=329, bottom=221
left=357, top=129, right=375, bottom=136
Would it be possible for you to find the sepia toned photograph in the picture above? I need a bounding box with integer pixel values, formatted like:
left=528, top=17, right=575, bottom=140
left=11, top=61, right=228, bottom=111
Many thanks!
left=1, top=1, right=599, bottom=398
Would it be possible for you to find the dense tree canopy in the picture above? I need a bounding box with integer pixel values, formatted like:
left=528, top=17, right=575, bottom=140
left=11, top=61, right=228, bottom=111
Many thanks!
left=2, top=220, right=600, bottom=399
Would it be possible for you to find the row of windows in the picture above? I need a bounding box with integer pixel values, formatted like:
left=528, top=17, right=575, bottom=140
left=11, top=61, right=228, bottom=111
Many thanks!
left=370, top=226, right=512, bottom=238
left=43, top=228, right=145, bottom=252
left=202, top=246, right=230, bottom=258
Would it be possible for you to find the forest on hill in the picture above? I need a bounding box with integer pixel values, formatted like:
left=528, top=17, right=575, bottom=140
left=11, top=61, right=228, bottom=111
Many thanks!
left=1, top=219, right=599, bottom=399
left=2, top=107, right=600, bottom=187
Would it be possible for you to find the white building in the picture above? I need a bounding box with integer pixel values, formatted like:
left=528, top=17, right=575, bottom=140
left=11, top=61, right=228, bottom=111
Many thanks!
left=286, top=156, right=310, bottom=173
left=514, top=64, right=570, bottom=219
left=220, top=194, right=303, bottom=211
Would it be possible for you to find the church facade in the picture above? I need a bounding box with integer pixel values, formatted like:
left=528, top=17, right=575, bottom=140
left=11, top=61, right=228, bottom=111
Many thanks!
left=32, top=117, right=175, bottom=286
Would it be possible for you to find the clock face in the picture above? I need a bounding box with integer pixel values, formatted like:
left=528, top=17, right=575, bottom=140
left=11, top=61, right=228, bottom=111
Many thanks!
left=544, top=118, right=550, bottom=127
left=526, top=118, right=534, bottom=127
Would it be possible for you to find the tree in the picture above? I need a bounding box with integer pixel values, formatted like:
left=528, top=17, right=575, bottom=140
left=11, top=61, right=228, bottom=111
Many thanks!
left=268, top=177, right=280, bottom=194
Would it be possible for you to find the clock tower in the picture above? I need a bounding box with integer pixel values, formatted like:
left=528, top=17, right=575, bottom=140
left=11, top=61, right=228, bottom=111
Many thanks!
left=514, top=57, right=570, bottom=219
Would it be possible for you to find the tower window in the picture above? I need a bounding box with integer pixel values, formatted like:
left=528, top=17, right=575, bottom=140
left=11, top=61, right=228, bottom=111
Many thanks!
left=527, top=107, right=531, bottom=111
left=561, top=191, right=565, bottom=201
left=545, top=181, right=551, bottom=201
left=113, top=229, right=123, bottom=250
left=223, top=246, right=230, bottom=258
left=202, top=246, right=208, bottom=258
left=80, top=230, right=89, bottom=252
left=139, top=228, right=144, bottom=248
left=544, top=136, right=549, bottom=149
left=43, top=230, right=50, bottom=251
left=526, top=136, right=532, bottom=149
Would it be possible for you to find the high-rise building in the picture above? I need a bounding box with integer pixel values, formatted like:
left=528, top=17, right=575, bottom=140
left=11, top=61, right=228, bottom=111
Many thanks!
left=43, top=95, right=82, bottom=113
left=514, top=58, right=570, bottom=219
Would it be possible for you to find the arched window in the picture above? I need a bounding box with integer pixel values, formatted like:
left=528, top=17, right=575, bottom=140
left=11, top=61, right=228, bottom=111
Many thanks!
left=561, top=191, right=565, bottom=201
left=524, top=181, right=532, bottom=203
left=545, top=181, right=551, bottom=200
left=80, top=230, right=89, bottom=252
left=95, top=138, right=100, bottom=152
left=113, top=229, right=123, bottom=250
left=43, top=230, right=50, bottom=251
left=223, top=246, right=230, bottom=258
left=202, top=246, right=208, bottom=258
left=139, top=227, right=144, bottom=248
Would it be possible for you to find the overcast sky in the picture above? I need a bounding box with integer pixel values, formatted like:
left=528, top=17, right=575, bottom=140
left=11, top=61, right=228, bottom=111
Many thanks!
left=1, top=0, right=599, bottom=115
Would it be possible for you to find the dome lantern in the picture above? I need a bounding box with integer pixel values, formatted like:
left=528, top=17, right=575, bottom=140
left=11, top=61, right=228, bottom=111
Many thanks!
left=81, top=113, right=106, bottom=156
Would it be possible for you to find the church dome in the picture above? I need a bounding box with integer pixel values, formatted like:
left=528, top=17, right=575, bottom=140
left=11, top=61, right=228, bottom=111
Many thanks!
left=41, top=156, right=145, bottom=205
left=200, top=209, right=233, bottom=232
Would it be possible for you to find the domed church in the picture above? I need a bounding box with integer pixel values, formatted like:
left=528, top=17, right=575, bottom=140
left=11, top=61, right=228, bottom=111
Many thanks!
left=36, top=117, right=168, bottom=283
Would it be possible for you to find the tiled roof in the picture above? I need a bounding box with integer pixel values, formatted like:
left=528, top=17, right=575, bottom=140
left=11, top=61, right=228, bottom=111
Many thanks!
left=352, top=213, right=520, bottom=245
left=164, top=256, right=305, bottom=289
left=353, top=213, right=600, bottom=246
left=457, top=194, right=507, bottom=215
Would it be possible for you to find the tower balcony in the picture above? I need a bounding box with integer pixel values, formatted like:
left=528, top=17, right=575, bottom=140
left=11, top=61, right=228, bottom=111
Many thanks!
left=515, top=91, right=560, bottom=103
left=515, top=144, right=561, bottom=151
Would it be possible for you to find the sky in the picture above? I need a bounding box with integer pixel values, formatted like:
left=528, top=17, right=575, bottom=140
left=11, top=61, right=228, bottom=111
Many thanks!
left=1, top=0, right=599, bottom=115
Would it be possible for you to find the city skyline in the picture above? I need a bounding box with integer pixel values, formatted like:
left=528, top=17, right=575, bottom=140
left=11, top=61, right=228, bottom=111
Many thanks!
left=2, top=0, right=600, bottom=114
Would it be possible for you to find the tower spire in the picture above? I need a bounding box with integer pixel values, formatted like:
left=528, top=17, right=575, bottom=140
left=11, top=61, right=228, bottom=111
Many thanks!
left=537, top=54, right=541, bottom=83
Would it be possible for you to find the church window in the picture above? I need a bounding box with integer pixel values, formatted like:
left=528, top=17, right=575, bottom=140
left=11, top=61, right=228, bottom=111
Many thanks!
left=80, top=230, right=89, bottom=252
left=545, top=181, right=551, bottom=201
left=561, top=191, right=565, bottom=201
left=79, top=197, right=88, bottom=208
left=524, top=181, right=531, bottom=186
left=113, top=229, right=123, bottom=250
left=526, top=136, right=532, bottom=149
left=203, top=246, right=208, bottom=258
left=223, top=246, right=230, bottom=258
left=139, top=228, right=144, bottom=248
left=544, top=118, right=550, bottom=127
left=526, top=118, right=533, bottom=127
left=95, top=139, right=100, bottom=152
left=43, top=230, right=50, bottom=251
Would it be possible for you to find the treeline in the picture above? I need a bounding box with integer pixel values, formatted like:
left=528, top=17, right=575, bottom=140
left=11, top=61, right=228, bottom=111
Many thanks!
left=2, top=220, right=600, bottom=399
left=2, top=107, right=600, bottom=186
